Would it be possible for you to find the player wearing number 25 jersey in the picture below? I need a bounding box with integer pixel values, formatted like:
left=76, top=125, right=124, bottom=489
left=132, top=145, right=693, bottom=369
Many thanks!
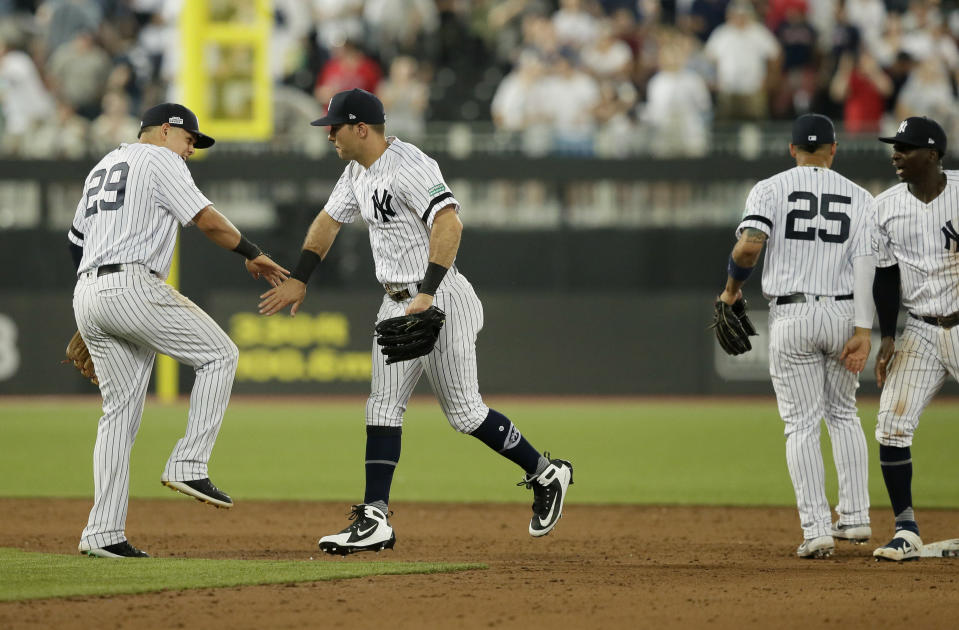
left=67, top=103, right=287, bottom=558
left=718, top=114, right=875, bottom=558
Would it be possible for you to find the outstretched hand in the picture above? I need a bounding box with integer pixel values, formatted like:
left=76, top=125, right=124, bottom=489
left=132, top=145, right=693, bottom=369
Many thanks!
left=259, top=278, right=306, bottom=316
left=245, top=254, right=290, bottom=287
left=875, top=336, right=896, bottom=388
left=839, top=329, right=871, bottom=374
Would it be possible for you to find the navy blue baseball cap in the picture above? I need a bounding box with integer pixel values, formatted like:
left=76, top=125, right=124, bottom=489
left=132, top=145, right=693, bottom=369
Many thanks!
left=311, top=88, right=385, bottom=126
left=792, top=113, right=836, bottom=145
left=879, top=116, right=947, bottom=154
left=138, top=103, right=214, bottom=149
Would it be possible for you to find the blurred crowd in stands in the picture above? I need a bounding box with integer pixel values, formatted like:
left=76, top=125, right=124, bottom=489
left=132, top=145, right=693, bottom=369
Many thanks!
left=0, top=0, right=958, bottom=159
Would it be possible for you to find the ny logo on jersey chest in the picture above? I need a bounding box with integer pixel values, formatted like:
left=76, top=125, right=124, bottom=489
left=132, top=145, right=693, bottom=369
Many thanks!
left=372, top=189, right=397, bottom=222
left=943, top=220, right=959, bottom=252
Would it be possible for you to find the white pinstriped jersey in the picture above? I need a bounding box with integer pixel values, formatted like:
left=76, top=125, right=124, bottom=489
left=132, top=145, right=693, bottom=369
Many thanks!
left=872, top=170, right=959, bottom=317
left=736, top=166, right=874, bottom=298
left=325, top=137, right=460, bottom=284
left=67, top=143, right=212, bottom=279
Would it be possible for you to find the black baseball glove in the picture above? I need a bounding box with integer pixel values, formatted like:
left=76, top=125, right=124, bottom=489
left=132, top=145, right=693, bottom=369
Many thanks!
left=711, top=298, right=757, bottom=356
left=375, top=306, right=446, bottom=365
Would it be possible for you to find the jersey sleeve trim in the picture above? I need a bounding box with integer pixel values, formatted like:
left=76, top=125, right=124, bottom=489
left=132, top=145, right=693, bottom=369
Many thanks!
left=422, top=191, right=454, bottom=222
left=741, top=214, right=773, bottom=229
left=69, top=226, right=84, bottom=243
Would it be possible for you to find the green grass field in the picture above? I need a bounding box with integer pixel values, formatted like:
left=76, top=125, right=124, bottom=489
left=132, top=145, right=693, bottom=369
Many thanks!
left=3, top=396, right=957, bottom=601
left=0, top=548, right=482, bottom=601
left=3, top=397, right=958, bottom=507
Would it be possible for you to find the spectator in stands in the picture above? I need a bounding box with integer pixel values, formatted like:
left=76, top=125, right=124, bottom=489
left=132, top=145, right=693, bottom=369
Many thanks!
left=845, top=0, right=886, bottom=55
left=829, top=49, right=892, bottom=133
left=552, top=0, right=599, bottom=50
left=311, top=0, right=364, bottom=52
left=894, top=56, right=959, bottom=132
left=581, top=19, right=634, bottom=80
left=363, top=0, right=438, bottom=63
left=90, top=90, right=140, bottom=156
left=773, top=1, right=818, bottom=117
left=681, top=0, right=730, bottom=43
left=883, top=50, right=916, bottom=115
left=765, top=0, right=808, bottom=32
left=539, top=47, right=601, bottom=155
left=37, top=0, right=102, bottom=60
left=481, top=0, right=553, bottom=65
left=46, top=29, right=112, bottom=119
left=593, top=78, right=638, bottom=157
left=871, top=11, right=904, bottom=68
left=0, top=34, right=56, bottom=155
left=643, top=33, right=712, bottom=157
left=704, top=0, right=781, bottom=122
left=491, top=49, right=548, bottom=132
left=24, top=100, right=88, bottom=158
left=376, top=55, right=429, bottom=140
left=313, top=39, right=381, bottom=108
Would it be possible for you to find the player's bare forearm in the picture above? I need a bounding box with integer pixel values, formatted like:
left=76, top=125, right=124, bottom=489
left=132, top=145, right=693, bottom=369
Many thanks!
left=302, top=210, right=341, bottom=259
left=194, top=206, right=243, bottom=249
left=720, top=229, right=765, bottom=303
left=428, top=207, right=462, bottom=268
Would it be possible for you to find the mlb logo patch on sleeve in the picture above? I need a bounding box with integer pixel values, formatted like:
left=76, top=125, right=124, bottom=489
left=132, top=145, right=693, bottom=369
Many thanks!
left=428, top=183, right=446, bottom=196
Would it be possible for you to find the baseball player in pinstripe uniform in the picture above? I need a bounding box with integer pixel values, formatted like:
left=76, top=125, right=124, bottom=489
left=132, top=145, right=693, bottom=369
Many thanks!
left=716, top=114, right=874, bottom=558
left=871, top=116, right=957, bottom=562
left=259, top=88, right=573, bottom=555
left=68, top=103, right=288, bottom=558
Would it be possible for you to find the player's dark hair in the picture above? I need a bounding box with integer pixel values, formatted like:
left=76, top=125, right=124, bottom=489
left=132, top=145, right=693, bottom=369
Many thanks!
left=368, top=123, right=386, bottom=135
left=137, top=125, right=157, bottom=138
left=795, top=143, right=823, bottom=154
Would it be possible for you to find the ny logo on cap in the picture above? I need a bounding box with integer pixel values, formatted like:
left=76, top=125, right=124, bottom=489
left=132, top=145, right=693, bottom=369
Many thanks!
left=898, top=120, right=909, bottom=134
left=169, top=116, right=184, bottom=125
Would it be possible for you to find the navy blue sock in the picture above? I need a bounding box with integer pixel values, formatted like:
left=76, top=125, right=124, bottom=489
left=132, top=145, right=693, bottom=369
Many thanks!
left=364, top=426, right=401, bottom=506
left=879, top=444, right=917, bottom=532
left=469, top=409, right=543, bottom=475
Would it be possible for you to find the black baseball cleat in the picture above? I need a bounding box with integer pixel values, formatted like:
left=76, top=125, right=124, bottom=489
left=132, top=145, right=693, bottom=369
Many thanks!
left=318, top=504, right=396, bottom=556
left=518, top=453, right=574, bottom=537
left=161, top=477, right=233, bottom=508
left=82, top=540, right=150, bottom=558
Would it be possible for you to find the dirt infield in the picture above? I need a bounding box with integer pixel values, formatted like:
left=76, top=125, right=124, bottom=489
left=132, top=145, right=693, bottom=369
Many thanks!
left=2, top=499, right=958, bottom=629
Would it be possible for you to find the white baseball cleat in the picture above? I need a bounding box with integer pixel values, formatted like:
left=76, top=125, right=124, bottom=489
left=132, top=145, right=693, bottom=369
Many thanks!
left=318, top=504, right=396, bottom=556
left=519, top=454, right=574, bottom=537
left=797, top=535, right=835, bottom=558
left=874, top=529, right=922, bottom=562
left=831, top=521, right=871, bottom=544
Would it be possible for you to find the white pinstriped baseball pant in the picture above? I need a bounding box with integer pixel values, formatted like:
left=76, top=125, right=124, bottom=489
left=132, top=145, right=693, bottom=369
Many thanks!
left=876, top=317, right=959, bottom=447
left=768, top=299, right=870, bottom=539
left=367, top=269, right=490, bottom=433
left=73, top=264, right=238, bottom=550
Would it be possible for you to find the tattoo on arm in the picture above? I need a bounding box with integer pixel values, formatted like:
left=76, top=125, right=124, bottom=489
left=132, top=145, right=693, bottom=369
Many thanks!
left=743, top=228, right=767, bottom=244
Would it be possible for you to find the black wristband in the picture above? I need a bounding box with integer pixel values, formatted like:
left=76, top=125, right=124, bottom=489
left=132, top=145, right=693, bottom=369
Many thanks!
left=291, top=249, right=322, bottom=283
left=419, top=262, right=448, bottom=296
left=233, top=235, right=262, bottom=260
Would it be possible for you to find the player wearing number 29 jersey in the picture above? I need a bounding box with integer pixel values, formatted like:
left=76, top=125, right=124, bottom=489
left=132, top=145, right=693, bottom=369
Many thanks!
left=720, top=114, right=875, bottom=558
left=67, top=103, right=287, bottom=558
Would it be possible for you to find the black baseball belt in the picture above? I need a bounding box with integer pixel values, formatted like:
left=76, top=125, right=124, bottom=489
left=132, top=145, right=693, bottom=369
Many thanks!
left=775, top=293, right=853, bottom=305
left=909, top=311, right=959, bottom=329
left=94, top=263, right=160, bottom=278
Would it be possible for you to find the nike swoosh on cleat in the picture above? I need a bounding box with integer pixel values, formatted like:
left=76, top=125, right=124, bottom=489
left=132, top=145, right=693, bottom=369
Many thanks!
left=356, top=525, right=376, bottom=537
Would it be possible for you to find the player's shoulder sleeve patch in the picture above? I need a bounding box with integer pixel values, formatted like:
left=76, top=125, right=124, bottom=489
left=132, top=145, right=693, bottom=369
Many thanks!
left=427, top=183, right=446, bottom=197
